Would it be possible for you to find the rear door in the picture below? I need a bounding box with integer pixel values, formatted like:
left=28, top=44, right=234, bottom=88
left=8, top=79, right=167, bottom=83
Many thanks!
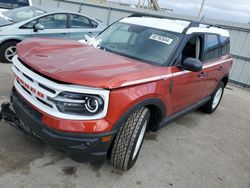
left=69, top=14, right=99, bottom=40
left=31, top=13, right=70, bottom=39
left=200, top=34, right=222, bottom=98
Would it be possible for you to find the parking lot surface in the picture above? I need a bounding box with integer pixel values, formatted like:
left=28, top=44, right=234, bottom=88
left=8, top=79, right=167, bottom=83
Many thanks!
left=0, top=63, right=250, bottom=188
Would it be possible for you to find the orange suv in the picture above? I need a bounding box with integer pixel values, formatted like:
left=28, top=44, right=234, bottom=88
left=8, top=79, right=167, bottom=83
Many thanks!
left=0, top=15, right=233, bottom=170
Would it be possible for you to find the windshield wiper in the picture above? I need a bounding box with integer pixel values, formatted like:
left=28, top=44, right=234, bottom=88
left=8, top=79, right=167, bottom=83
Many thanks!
left=0, top=14, right=13, bottom=22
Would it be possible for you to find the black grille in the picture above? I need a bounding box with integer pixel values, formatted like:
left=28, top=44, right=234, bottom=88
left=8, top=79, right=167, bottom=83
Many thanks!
left=36, top=97, right=53, bottom=108
left=12, top=88, right=42, bottom=120
left=23, top=73, right=33, bottom=82
left=38, top=83, right=56, bottom=94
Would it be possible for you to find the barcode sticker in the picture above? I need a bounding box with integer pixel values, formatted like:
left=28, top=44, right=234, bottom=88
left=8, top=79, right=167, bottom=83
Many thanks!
left=149, top=34, right=173, bottom=45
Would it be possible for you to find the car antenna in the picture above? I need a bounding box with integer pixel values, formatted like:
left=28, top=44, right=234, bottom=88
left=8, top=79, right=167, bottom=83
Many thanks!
left=199, top=15, right=205, bottom=25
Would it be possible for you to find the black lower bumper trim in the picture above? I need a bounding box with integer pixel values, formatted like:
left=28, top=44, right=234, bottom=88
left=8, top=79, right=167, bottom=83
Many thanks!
left=0, top=89, right=117, bottom=164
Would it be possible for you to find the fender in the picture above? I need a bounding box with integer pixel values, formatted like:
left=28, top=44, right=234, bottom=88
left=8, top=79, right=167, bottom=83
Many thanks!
left=112, top=98, right=165, bottom=131
left=0, top=36, right=23, bottom=45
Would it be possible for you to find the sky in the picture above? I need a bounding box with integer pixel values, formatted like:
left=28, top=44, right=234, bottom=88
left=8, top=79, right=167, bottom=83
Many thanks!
left=111, top=0, right=250, bottom=23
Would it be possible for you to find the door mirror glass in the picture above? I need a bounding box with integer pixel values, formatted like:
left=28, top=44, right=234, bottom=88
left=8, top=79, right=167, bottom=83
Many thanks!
left=33, top=23, right=44, bottom=32
left=182, top=58, right=203, bottom=72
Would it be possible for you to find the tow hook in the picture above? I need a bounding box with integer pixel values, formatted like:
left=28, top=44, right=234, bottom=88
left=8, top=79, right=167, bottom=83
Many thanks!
left=0, top=103, right=41, bottom=142
left=0, top=103, right=18, bottom=123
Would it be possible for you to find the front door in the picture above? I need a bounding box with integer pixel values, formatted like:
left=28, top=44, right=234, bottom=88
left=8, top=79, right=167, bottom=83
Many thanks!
left=169, top=35, right=206, bottom=115
left=31, top=13, right=70, bottom=39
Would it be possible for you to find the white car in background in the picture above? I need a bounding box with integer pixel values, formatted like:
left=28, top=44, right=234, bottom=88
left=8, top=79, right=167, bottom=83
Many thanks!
left=0, top=0, right=32, bottom=13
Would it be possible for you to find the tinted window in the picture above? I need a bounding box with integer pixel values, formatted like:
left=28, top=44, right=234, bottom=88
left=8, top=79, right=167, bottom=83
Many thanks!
left=71, top=14, right=90, bottom=28
left=220, top=36, right=230, bottom=56
left=10, top=0, right=18, bottom=8
left=38, top=14, right=67, bottom=29
left=0, top=0, right=11, bottom=9
left=203, top=34, right=220, bottom=62
left=0, top=0, right=29, bottom=9
left=18, top=0, right=29, bottom=6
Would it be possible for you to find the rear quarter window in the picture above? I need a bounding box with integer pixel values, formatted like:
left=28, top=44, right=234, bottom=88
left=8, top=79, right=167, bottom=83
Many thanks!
left=220, top=36, right=230, bottom=56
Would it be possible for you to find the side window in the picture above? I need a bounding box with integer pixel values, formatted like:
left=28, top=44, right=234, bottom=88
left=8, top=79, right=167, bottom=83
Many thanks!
left=203, top=34, right=220, bottom=62
left=38, top=14, right=67, bottom=29
left=220, top=36, right=230, bottom=56
left=90, top=20, right=98, bottom=28
left=0, top=0, right=11, bottom=9
left=21, top=20, right=37, bottom=29
left=11, top=0, right=18, bottom=8
left=182, top=35, right=203, bottom=62
left=70, top=14, right=90, bottom=28
left=18, top=0, right=29, bottom=6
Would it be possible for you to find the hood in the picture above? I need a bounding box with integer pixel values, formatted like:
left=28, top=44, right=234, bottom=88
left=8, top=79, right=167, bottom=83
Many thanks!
left=17, top=38, right=167, bottom=89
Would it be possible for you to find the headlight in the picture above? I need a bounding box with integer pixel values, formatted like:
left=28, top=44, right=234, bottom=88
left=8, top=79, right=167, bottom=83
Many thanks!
left=48, top=92, right=104, bottom=116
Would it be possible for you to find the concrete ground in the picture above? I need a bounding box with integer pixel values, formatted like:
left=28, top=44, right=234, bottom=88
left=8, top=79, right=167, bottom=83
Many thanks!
left=0, top=63, right=249, bottom=188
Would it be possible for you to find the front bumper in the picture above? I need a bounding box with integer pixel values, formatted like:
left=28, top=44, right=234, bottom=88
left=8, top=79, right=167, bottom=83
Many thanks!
left=0, top=89, right=117, bottom=165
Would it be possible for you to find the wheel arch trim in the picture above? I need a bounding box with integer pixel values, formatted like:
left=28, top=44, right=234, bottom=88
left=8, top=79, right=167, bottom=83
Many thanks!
left=112, top=98, right=165, bottom=131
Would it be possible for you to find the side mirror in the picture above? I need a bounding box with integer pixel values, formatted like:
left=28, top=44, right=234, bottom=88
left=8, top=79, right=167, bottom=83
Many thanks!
left=182, top=58, right=203, bottom=72
left=33, top=23, right=44, bottom=32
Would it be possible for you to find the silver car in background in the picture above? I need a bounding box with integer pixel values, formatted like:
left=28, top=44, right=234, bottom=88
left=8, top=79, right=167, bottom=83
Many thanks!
left=0, top=6, right=107, bottom=63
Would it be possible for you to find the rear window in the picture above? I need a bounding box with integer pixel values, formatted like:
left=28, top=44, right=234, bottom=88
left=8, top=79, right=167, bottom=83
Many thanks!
left=70, top=14, right=90, bottom=28
left=203, top=34, right=220, bottom=62
left=220, top=36, right=230, bottom=56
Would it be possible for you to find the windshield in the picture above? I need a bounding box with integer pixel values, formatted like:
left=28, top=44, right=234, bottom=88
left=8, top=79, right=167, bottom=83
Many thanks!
left=3, top=6, right=45, bottom=22
left=95, top=22, right=181, bottom=65
left=0, top=16, right=13, bottom=26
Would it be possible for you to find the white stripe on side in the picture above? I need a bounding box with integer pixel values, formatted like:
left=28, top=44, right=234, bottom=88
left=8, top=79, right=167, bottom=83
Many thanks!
left=121, top=58, right=232, bottom=87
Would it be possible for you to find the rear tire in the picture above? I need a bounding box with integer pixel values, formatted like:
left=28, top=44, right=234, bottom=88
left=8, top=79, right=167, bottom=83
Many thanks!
left=201, top=82, right=224, bottom=114
left=0, top=41, right=18, bottom=63
left=110, top=107, right=150, bottom=171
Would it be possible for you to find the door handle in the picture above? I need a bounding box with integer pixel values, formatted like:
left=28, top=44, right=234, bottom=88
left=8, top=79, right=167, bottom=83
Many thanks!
left=198, top=72, right=206, bottom=78
left=218, top=66, right=224, bottom=71
left=61, top=33, right=67, bottom=36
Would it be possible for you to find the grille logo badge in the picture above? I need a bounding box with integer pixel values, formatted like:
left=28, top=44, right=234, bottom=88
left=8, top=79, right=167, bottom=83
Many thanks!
left=16, top=75, right=45, bottom=98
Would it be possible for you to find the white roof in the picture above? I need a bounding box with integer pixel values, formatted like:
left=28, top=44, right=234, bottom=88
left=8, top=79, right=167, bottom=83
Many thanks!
left=119, top=17, right=230, bottom=37
left=120, top=17, right=191, bottom=33
left=186, top=26, right=230, bottom=37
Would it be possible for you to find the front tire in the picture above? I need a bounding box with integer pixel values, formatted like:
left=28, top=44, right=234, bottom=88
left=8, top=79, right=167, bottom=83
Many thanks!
left=110, top=107, right=150, bottom=171
left=201, top=82, right=224, bottom=114
left=0, top=41, right=18, bottom=63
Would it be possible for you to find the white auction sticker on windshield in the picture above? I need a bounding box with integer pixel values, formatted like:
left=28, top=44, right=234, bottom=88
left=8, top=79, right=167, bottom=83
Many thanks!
left=149, top=34, right=173, bottom=45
